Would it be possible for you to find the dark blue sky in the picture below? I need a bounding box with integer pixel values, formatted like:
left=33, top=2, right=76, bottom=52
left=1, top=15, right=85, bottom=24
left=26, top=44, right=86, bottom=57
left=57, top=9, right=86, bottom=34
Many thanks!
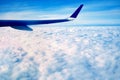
left=0, top=0, right=120, bottom=25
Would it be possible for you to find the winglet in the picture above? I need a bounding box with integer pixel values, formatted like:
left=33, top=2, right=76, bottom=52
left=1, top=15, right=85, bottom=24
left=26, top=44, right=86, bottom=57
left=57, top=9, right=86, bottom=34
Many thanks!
left=70, top=4, right=83, bottom=19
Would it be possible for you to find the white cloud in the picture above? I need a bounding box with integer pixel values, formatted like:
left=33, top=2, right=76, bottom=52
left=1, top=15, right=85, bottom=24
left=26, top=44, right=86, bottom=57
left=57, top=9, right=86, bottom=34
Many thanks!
left=0, top=8, right=70, bottom=20
left=0, top=27, right=120, bottom=80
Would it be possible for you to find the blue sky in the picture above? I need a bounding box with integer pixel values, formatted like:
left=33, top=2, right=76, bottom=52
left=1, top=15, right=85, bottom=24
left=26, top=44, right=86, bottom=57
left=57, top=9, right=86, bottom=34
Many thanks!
left=0, top=0, right=120, bottom=25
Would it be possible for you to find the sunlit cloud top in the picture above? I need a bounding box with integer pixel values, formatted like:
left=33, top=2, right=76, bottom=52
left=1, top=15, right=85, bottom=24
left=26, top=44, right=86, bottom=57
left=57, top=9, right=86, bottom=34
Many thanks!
left=0, top=0, right=120, bottom=25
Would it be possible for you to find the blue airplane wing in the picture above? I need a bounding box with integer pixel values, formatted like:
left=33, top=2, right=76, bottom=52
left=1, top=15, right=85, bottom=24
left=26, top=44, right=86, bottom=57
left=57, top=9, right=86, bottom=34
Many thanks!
left=0, top=4, right=83, bottom=31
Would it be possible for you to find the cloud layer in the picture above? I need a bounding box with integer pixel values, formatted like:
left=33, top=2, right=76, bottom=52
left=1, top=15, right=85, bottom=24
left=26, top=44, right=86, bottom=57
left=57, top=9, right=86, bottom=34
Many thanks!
left=0, top=26, right=120, bottom=80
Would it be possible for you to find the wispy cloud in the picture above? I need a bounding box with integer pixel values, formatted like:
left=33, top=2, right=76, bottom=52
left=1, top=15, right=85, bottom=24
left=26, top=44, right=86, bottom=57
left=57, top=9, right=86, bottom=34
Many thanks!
left=0, top=6, right=120, bottom=26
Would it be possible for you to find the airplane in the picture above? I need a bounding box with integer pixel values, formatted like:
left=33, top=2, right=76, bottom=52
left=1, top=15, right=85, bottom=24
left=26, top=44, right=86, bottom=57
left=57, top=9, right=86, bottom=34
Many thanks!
left=0, top=4, right=83, bottom=31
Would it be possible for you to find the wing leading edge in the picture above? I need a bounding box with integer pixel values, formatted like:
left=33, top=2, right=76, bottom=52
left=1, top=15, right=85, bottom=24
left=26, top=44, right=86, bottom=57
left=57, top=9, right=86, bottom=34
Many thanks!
left=0, top=4, right=83, bottom=31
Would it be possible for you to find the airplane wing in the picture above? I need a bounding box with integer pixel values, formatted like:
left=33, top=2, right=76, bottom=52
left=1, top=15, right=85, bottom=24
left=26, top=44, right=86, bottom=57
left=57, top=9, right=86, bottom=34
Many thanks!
left=0, top=4, right=83, bottom=31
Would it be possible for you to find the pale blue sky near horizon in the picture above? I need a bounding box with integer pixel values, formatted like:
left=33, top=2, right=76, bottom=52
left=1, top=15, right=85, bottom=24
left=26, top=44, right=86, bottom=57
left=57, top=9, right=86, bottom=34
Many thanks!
left=0, top=0, right=120, bottom=25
